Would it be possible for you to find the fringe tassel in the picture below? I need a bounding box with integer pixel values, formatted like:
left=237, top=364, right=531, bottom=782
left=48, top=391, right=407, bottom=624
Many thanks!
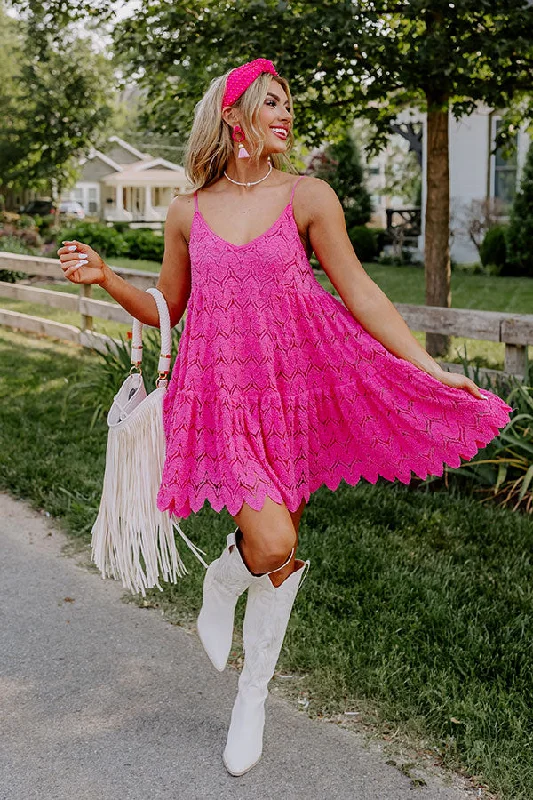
left=91, top=388, right=187, bottom=597
left=172, top=520, right=209, bottom=569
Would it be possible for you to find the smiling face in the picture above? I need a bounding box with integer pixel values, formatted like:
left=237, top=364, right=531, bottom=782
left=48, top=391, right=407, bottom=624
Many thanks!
left=257, top=78, right=293, bottom=155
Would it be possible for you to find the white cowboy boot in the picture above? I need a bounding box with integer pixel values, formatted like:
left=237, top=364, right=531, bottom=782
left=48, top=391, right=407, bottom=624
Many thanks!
left=196, top=528, right=254, bottom=672
left=223, top=558, right=310, bottom=776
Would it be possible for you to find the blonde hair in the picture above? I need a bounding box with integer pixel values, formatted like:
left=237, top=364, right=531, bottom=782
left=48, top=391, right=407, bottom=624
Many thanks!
left=184, top=70, right=296, bottom=190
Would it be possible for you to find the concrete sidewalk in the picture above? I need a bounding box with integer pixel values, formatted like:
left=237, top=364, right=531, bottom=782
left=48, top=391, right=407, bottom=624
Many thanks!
left=0, top=494, right=478, bottom=800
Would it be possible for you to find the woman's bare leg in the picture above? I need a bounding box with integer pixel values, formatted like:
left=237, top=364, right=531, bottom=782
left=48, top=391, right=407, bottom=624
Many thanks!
left=232, top=496, right=306, bottom=587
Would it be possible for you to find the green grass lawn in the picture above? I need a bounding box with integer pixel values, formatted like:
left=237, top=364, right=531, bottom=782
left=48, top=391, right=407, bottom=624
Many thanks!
left=1, top=326, right=532, bottom=799
left=318, top=264, right=533, bottom=370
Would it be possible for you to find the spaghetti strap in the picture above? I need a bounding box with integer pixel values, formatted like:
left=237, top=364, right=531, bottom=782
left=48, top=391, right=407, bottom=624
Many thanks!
left=290, top=175, right=305, bottom=204
left=193, top=190, right=199, bottom=212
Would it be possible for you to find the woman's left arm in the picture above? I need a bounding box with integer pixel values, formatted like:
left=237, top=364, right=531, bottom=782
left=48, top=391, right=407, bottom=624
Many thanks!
left=302, top=177, right=484, bottom=399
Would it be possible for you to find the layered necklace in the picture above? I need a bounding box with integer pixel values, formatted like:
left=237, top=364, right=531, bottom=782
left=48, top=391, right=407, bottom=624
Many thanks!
left=224, top=160, right=273, bottom=188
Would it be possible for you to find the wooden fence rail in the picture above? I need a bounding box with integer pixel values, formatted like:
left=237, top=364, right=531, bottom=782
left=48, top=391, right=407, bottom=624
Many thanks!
left=0, top=252, right=531, bottom=381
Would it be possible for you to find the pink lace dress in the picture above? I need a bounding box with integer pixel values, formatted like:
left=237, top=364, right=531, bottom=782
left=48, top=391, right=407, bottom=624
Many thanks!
left=157, top=177, right=513, bottom=520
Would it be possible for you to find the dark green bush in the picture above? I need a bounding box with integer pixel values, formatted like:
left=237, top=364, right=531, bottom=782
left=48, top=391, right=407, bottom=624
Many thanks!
left=34, top=213, right=57, bottom=239
left=57, top=221, right=128, bottom=258
left=55, top=222, right=164, bottom=262
left=480, top=225, right=507, bottom=274
left=348, top=226, right=377, bottom=262
left=506, top=141, right=533, bottom=277
left=18, top=214, right=36, bottom=230
left=122, top=228, right=164, bottom=262
left=372, top=227, right=388, bottom=255
left=112, top=221, right=131, bottom=234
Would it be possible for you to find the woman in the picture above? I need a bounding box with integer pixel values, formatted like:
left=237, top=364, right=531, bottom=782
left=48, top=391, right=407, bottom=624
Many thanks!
left=57, top=58, right=513, bottom=777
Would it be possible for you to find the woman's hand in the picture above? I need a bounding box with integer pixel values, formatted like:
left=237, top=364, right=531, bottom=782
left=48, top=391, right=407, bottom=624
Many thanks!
left=57, top=239, right=107, bottom=285
left=427, top=366, right=487, bottom=399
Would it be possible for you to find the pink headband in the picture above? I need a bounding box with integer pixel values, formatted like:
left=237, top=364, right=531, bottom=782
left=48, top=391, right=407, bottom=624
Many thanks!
left=222, top=58, right=279, bottom=109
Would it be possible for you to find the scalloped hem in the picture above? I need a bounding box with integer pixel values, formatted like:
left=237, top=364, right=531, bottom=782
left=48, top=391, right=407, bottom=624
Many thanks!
left=157, top=401, right=511, bottom=520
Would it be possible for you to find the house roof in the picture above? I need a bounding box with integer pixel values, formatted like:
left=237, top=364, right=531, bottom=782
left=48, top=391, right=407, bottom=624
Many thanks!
left=80, top=149, right=124, bottom=172
left=82, top=136, right=189, bottom=187
left=107, top=135, right=152, bottom=162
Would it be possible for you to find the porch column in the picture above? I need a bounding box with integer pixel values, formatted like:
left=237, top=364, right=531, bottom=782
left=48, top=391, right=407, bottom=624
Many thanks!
left=115, top=183, right=124, bottom=212
left=112, top=183, right=132, bottom=220
left=144, top=184, right=159, bottom=220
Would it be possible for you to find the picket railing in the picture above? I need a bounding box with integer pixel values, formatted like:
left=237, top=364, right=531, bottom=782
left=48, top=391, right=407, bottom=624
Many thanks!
left=0, top=252, right=531, bottom=381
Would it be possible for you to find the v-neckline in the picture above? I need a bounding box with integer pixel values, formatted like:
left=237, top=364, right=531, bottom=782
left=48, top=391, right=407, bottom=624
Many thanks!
left=194, top=202, right=292, bottom=249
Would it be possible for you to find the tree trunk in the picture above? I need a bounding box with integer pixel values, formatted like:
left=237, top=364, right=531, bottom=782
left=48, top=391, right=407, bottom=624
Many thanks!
left=425, top=93, right=451, bottom=357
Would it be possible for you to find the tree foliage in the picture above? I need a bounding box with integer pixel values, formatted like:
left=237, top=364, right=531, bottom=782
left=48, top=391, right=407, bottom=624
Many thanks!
left=97, top=1, right=533, bottom=156
left=7, top=0, right=533, bottom=354
left=1, top=1, right=116, bottom=196
left=8, top=1, right=532, bottom=162
left=306, top=129, right=372, bottom=228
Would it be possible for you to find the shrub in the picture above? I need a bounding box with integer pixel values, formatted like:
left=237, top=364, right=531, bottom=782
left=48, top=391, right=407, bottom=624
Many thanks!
left=372, top=227, right=388, bottom=256
left=348, top=226, right=377, bottom=262
left=122, top=228, right=164, bottom=262
left=0, top=212, right=43, bottom=250
left=479, top=225, right=507, bottom=274
left=420, top=347, right=533, bottom=512
left=85, top=326, right=184, bottom=424
left=506, top=141, right=533, bottom=277
left=33, top=213, right=57, bottom=241
left=57, top=221, right=128, bottom=258
left=306, top=128, right=372, bottom=228
left=440, top=359, right=532, bottom=514
left=17, top=214, right=36, bottom=230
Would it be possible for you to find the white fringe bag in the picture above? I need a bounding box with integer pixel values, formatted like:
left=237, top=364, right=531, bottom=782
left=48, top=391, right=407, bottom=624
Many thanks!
left=91, top=287, right=208, bottom=597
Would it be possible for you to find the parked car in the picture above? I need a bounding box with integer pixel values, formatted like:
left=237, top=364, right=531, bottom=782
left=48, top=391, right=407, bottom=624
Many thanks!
left=20, top=199, right=56, bottom=216
left=58, top=201, right=85, bottom=220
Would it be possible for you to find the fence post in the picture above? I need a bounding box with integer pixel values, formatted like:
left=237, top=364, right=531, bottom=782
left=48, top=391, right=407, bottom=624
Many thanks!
left=504, top=343, right=528, bottom=380
left=80, top=284, right=93, bottom=331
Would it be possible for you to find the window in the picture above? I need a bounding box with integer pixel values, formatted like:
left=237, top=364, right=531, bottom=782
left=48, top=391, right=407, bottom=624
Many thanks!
left=492, top=118, right=518, bottom=211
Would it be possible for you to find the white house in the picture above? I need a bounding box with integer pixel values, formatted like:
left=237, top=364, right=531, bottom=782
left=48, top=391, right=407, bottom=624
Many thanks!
left=60, top=135, right=191, bottom=225
left=438, top=107, right=529, bottom=264
left=361, top=105, right=530, bottom=264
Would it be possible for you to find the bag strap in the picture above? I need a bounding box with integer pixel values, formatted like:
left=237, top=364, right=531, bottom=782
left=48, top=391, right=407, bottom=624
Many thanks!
left=130, top=288, right=172, bottom=381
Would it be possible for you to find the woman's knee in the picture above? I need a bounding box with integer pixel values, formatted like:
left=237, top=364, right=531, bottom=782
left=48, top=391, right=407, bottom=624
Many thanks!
left=232, top=497, right=298, bottom=574
left=239, top=527, right=296, bottom=575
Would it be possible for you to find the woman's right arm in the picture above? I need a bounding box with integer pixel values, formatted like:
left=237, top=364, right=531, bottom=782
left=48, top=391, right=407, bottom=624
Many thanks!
left=57, top=194, right=193, bottom=328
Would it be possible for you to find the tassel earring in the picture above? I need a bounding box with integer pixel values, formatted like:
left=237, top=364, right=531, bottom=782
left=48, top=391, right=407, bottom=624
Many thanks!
left=232, top=124, right=250, bottom=159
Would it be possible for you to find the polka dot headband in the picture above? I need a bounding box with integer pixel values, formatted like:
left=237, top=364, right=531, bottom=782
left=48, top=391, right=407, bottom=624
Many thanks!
left=222, top=58, right=279, bottom=109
